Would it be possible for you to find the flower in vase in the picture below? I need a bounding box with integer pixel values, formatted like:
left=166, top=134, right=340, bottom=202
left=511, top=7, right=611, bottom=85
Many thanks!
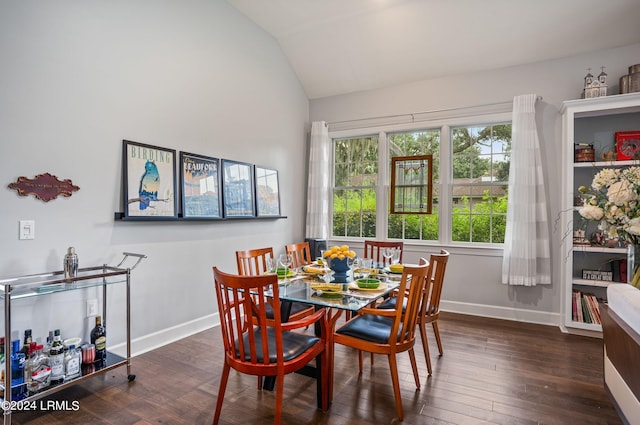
left=578, top=166, right=640, bottom=245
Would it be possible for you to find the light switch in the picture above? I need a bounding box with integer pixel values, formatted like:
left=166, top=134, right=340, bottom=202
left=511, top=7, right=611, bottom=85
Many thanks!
left=19, top=220, right=35, bottom=240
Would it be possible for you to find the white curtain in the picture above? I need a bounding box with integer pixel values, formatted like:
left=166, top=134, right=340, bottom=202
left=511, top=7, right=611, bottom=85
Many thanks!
left=501, top=94, right=551, bottom=286
left=305, top=121, right=331, bottom=239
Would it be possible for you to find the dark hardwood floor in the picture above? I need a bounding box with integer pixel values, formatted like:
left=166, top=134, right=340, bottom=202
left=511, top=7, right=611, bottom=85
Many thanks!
left=11, top=312, right=622, bottom=425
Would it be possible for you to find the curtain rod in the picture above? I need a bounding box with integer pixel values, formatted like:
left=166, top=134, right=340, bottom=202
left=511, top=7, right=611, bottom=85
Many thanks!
left=327, top=96, right=543, bottom=128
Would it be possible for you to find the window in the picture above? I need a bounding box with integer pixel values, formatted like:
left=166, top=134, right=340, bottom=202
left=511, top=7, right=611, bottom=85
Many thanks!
left=330, top=114, right=511, bottom=246
left=332, top=136, right=378, bottom=237
left=451, top=124, right=511, bottom=243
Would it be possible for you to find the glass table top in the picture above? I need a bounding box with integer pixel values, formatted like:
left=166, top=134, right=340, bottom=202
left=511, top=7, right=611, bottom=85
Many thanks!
left=266, top=274, right=401, bottom=312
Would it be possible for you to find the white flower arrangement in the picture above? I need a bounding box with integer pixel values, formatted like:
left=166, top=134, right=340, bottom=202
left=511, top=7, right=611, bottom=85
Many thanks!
left=578, top=166, right=640, bottom=245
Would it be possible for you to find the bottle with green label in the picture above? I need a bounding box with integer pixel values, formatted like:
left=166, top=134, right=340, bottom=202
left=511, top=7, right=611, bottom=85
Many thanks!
left=91, top=316, right=106, bottom=363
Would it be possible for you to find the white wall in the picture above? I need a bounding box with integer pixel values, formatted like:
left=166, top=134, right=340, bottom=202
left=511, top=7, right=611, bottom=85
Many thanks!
left=311, top=43, right=640, bottom=327
left=0, top=0, right=309, bottom=354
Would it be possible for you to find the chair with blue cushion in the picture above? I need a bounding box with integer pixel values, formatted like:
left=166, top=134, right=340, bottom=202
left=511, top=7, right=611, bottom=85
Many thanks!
left=212, top=267, right=329, bottom=425
left=377, top=250, right=450, bottom=375
left=333, top=260, right=429, bottom=421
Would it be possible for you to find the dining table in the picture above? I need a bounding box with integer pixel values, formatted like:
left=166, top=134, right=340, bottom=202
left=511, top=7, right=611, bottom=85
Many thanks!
left=261, top=266, right=403, bottom=408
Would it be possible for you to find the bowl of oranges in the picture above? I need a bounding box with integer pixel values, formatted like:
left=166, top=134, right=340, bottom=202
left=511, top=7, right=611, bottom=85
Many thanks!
left=324, top=245, right=356, bottom=282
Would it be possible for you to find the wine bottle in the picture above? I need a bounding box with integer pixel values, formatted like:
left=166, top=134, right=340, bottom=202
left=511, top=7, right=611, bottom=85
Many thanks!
left=49, top=329, right=65, bottom=385
left=91, top=316, right=106, bottom=363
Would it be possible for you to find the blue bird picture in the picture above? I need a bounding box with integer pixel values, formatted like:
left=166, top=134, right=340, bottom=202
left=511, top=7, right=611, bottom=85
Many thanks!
left=138, top=161, right=160, bottom=210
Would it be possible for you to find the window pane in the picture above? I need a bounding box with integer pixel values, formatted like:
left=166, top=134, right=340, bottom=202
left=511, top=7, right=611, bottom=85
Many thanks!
left=387, top=130, right=440, bottom=241
left=450, top=123, right=511, bottom=243
left=332, top=136, right=378, bottom=238
left=451, top=212, right=471, bottom=242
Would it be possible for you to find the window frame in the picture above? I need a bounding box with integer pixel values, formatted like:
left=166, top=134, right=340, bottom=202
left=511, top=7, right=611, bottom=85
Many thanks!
left=328, top=110, right=512, bottom=248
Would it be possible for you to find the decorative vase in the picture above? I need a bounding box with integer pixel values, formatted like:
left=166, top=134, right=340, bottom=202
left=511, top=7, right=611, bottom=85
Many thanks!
left=627, top=244, right=640, bottom=287
left=329, top=257, right=350, bottom=283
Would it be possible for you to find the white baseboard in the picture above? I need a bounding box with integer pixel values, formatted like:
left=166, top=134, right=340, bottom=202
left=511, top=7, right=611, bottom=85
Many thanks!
left=110, top=313, right=220, bottom=357
left=439, top=300, right=561, bottom=328
left=110, top=303, right=560, bottom=358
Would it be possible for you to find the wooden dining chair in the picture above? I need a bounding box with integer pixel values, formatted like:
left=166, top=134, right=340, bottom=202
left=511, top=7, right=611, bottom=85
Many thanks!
left=355, top=240, right=404, bottom=323
left=212, top=267, right=329, bottom=425
left=235, top=246, right=273, bottom=276
left=418, top=249, right=449, bottom=375
left=377, top=250, right=450, bottom=376
left=363, top=240, right=404, bottom=267
left=235, top=246, right=317, bottom=390
left=333, top=260, right=429, bottom=421
left=235, top=247, right=315, bottom=323
left=285, top=241, right=313, bottom=268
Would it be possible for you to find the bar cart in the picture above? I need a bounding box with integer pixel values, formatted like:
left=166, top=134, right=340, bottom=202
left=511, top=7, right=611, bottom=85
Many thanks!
left=0, top=252, right=145, bottom=424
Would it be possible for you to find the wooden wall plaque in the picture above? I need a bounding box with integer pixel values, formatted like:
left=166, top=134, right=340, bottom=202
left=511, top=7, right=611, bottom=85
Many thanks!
left=8, top=173, right=80, bottom=202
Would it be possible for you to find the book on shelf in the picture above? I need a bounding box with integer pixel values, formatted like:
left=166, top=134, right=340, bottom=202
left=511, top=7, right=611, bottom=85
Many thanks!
left=586, top=294, right=602, bottom=324
left=581, top=296, right=592, bottom=324
left=607, top=258, right=628, bottom=283
left=571, top=290, right=602, bottom=324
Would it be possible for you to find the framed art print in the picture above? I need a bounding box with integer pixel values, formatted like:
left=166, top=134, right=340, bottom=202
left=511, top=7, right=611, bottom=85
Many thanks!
left=390, top=155, right=433, bottom=214
left=180, top=152, right=222, bottom=219
left=254, top=166, right=281, bottom=217
left=122, top=140, right=178, bottom=219
left=222, top=159, right=255, bottom=217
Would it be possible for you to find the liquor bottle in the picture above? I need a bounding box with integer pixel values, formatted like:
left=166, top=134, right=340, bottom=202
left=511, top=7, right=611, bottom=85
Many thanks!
left=43, top=330, right=54, bottom=356
left=26, top=343, right=51, bottom=394
left=49, top=329, right=65, bottom=385
left=64, top=345, right=81, bottom=380
left=91, top=316, right=106, bottom=363
left=24, top=342, right=36, bottom=384
left=10, top=339, right=26, bottom=400
left=21, top=329, right=32, bottom=355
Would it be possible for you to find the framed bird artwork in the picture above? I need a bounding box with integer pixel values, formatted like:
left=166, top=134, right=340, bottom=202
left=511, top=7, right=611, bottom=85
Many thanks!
left=122, top=140, right=178, bottom=219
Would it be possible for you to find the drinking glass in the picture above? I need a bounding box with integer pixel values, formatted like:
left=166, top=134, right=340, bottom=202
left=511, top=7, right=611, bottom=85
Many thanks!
left=360, top=258, right=373, bottom=279
left=265, top=257, right=277, bottom=274
left=278, top=253, right=293, bottom=282
left=346, top=256, right=356, bottom=280
left=382, top=248, right=393, bottom=268
left=391, top=248, right=401, bottom=265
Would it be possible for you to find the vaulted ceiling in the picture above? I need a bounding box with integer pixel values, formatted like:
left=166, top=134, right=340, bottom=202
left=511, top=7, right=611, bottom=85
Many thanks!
left=225, top=0, right=640, bottom=99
